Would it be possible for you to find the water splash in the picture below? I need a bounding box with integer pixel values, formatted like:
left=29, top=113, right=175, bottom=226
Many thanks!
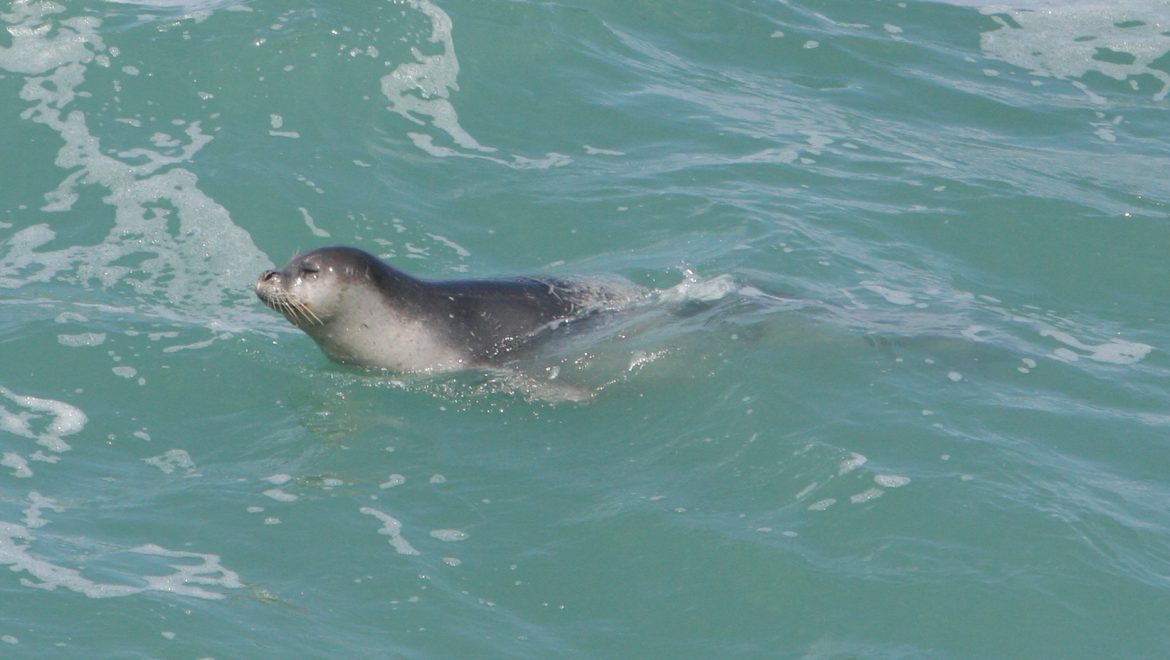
left=380, top=0, right=571, bottom=169
left=0, top=1, right=271, bottom=319
left=980, top=2, right=1170, bottom=101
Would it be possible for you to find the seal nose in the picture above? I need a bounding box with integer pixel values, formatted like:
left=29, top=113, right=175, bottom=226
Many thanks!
left=256, top=270, right=282, bottom=300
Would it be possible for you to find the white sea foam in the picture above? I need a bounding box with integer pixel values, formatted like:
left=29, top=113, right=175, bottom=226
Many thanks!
left=380, top=0, right=571, bottom=169
left=263, top=489, right=298, bottom=502
left=162, top=336, right=227, bottom=353
left=104, top=0, right=244, bottom=11
left=0, top=386, right=86, bottom=477
left=429, top=529, right=467, bottom=542
left=627, top=349, right=668, bottom=373
left=657, top=271, right=738, bottom=304
left=54, top=312, right=88, bottom=324
left=794, top=482, right=819, bottom=500
left=299, top=207, right=330, bottom=238
left=583, top=145, right=626, bottom=156
left=131, top=544, right=244, bottom=599
left=23, top=492, right=63, bottom=529
left=0, top=521, right=241, bottom=600
left=360, top=507, right=420, bottom=555
left=808, top=498, right=836, bottom=511
left=977, top=2, right=1170, bottom=101
left=143, top=449, right=196, bottom=475
left=874, top=475, right=911, bottom=488
left=1040, top=327, right=1151, bottom=365
left=861, top=282, right=916, bottom=306
left=837, top=452, right=867, bottom=476
left=380, top=0, right=492, bottom=150
left=380, top=474, right=406, bottom=489
left=425, top=233, right=470, bottom=258
left=2, top=454, right=32, bottom=479
left=57, top=332, right=107, bottom=347
left=850, top=488, right=885, bottom=504
left=112, top=366, right=138, bottom=379
left=0, top=1, right=271, bottom=321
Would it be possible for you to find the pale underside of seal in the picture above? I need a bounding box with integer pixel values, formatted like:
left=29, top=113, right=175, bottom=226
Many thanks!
left=255, top=246, right=626, bottom=373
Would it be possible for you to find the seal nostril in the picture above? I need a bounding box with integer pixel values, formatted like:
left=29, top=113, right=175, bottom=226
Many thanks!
left=262, top=270, right=279, bottom=282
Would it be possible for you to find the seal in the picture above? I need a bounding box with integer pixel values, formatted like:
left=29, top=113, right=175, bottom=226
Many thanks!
left=255, top=246, right=626, bottom=372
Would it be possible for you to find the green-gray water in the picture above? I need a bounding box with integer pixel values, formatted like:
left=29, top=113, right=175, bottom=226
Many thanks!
left=2, top=0, right=1169, bottom=656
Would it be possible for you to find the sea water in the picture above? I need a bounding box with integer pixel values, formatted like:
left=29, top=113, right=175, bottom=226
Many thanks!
left=1, top=0, right=1169, bottom=656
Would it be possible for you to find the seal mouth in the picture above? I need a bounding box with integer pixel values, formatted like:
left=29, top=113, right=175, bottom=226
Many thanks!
left=255, top=277, right=323, bottom=327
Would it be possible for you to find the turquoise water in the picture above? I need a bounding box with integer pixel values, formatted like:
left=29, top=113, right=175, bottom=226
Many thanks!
left=2, top=0, right=1169, bottom=656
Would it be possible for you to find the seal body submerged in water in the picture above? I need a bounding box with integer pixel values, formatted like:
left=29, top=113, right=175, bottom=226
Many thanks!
left=255, top=246, right=631, bottom=372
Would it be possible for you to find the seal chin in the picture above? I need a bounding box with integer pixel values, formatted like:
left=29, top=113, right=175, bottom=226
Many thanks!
left=255, top=272, right=322, bottom=327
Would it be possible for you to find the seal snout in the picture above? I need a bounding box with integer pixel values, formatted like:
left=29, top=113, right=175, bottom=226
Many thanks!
left=254, top=269, right=279, bottom=299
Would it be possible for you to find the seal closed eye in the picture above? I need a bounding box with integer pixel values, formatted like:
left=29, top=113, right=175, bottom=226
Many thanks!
left=255, top=246, right=631, bottom=373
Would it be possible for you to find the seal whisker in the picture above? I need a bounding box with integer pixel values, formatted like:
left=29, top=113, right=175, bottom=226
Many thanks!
left=260, top=288, right=321, bottom=328
left=286, top=301, right=313, bottom=327
left=279, top=301, right=298, bottom=323
left=272, top=298, right=301, bottom=325
left=298, top=302, right=323, bottom=326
